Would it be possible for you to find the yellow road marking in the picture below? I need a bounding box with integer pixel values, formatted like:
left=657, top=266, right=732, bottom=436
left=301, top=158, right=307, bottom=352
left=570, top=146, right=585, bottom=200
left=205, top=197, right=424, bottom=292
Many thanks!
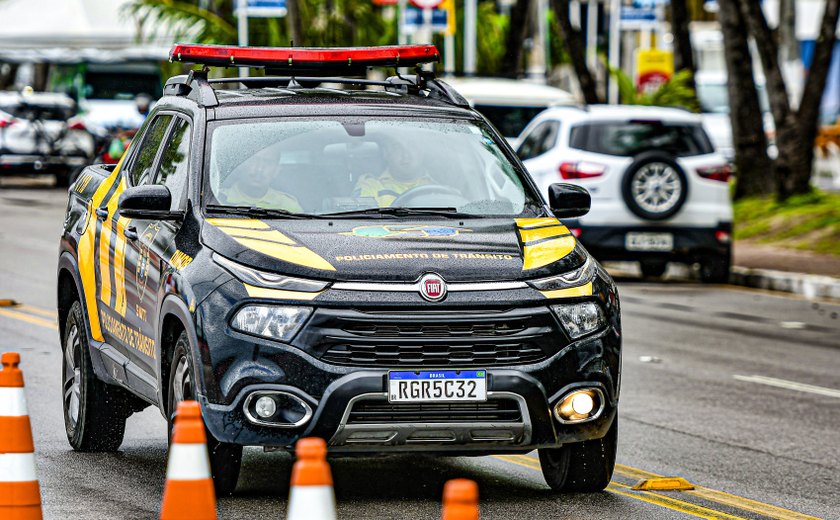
left=608, top=482, right=747, bottom=520
left=615, top=464, right=821, bottom=520
left=496, top=455, right=814, bottom=520
left=16, top=304, right=56, bottom=318
left=0, top=308, right=58, bottom=330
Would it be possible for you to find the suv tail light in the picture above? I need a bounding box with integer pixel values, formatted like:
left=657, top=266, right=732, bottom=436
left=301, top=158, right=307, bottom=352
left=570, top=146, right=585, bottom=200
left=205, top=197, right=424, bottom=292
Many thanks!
left=559, top=162, right=606, bottom=180
left=696, top=164, right=732, bottom=183
left=0, top=117, right=15, bottom=129
left=67, top=119, right=86, bottom=131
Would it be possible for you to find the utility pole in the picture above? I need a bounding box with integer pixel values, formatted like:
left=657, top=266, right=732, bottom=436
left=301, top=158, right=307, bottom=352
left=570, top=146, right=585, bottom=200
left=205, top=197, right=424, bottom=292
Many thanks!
left=464, top=0, right=477, bottom=75
left=237, top=0, right=249, bottom=78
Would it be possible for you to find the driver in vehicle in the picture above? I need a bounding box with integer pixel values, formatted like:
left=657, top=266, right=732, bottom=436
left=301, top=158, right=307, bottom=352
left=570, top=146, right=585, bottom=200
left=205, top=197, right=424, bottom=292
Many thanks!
left=221, top=152, right=303, bottom=212
left=353, top=138, right=433, bottom=206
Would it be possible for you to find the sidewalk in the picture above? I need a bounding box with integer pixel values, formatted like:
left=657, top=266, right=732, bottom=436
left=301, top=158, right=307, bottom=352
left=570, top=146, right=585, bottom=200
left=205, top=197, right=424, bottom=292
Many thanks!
left=730, top=241, right=840, bottom=301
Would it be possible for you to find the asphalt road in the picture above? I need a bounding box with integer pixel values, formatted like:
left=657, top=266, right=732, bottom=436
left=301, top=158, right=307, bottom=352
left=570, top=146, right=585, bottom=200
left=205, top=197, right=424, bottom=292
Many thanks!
left=1, top=179, right=838, bottom=520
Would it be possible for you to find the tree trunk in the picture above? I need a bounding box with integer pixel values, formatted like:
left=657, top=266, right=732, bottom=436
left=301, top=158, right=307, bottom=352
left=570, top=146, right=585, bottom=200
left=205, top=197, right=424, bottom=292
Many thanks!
left=502, top=0, right=533, bottom=78
left=739, top=0, right=839, bottom=199
left=670, top=0, right=696, bottom=93
left=794, top=0, right=840, bottom=195
left=286, top=0, right=305, bottom=46
left=718, top=0, right=773, bottom=198
left=550, top=0, right=600, bottom=104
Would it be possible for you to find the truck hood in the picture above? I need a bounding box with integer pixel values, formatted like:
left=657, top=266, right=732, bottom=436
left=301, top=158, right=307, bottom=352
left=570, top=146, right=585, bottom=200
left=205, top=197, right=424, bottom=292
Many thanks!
left=201, top=217, right=582, bottom=282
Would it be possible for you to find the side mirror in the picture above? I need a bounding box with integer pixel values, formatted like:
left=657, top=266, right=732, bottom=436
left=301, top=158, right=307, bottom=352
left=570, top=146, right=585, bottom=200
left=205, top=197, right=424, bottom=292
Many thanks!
left=548, top=183, right=591, bottom=219
left=118, top=185, right=182, bottom=220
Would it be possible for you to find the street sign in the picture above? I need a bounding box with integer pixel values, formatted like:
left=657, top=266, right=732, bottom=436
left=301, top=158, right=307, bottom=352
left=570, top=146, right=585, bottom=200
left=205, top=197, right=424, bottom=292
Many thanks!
left=620, top=6, right=657, bottom=21
left=636, top=48, right=673, bottom=93
left=234, top=0, right=287, bottom=18
left=402, top=7, right=448, bottom=33
left=409, top=0, right=443, bottom=9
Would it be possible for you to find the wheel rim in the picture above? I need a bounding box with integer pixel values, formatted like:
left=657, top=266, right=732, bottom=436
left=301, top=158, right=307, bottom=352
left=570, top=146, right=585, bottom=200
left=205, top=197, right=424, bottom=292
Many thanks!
left=63, top=324, right=82, bottom=430
left=172, top=355, right=193, bottom=406
left=631, top=162, right=682, bottom=214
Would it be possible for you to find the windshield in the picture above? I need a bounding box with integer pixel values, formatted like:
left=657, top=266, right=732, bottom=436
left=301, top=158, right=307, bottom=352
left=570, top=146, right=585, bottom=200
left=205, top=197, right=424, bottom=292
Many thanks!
left=205, top=117, right=542, bottom=217
left=697, top=82, right=770, bottom=114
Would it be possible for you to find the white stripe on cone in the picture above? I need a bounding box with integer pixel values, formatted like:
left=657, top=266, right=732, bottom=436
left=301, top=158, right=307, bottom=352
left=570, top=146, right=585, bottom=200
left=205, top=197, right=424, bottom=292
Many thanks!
left=165, top=443, right=212, bottom=480
left=287, top=486, right=337, bottom=520
left=0, top=387, right=28, bottom=416
left=0, top=452, right=38, bottom=482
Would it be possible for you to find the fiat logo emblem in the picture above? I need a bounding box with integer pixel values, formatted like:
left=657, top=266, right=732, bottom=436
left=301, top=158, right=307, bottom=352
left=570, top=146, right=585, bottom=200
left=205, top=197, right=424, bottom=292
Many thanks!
left=419, top=273, right=447, bottom=302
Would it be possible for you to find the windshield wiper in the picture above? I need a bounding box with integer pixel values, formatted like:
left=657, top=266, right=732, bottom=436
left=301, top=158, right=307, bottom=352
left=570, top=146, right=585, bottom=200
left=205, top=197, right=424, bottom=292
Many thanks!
left=205, top=204, right=317, bottom=219
left=321, top=207, right=472, bottom=218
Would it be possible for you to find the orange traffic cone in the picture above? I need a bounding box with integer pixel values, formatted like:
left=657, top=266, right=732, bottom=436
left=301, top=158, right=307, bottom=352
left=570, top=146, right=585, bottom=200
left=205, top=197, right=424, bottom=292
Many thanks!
left=0, top=352, right=42, bottom=520
left=442, top=479, right=479, bottom=520
left=286, top=437, right=336, bottom=520
left=160, top=401, right=217, bottom=520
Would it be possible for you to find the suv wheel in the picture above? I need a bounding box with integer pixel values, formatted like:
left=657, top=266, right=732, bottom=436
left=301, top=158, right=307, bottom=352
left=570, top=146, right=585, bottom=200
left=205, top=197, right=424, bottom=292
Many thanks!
left=62, top=301, right=137, bottom=451
left=639, top=259, right=668, bottom=278
left=538, top=416, right=617, bottom=492
left=167, top=332, right=243, bottom=496
left=699, top=252, right=731, bottom=284
left=622, top=153, right=688, bottom=221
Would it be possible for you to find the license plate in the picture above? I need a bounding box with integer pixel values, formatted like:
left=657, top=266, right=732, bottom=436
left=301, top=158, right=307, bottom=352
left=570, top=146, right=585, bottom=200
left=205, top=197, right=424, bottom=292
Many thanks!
left=626, top=232, right=674, bottom=252
left=388, top=370, right=487, bottom=403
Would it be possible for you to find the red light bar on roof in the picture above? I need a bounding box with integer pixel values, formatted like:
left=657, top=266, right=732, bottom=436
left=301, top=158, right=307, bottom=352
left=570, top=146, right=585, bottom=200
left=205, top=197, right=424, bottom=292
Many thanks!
left=169, top=44, right=440, bottom=69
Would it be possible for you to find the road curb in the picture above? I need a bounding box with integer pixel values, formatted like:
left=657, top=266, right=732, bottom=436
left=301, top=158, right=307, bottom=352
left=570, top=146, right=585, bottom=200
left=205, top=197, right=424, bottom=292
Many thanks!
left=729, top=266, right=840, bottom=302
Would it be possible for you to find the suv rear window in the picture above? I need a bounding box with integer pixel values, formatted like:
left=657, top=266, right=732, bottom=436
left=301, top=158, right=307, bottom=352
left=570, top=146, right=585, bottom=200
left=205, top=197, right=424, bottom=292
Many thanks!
left=475, top=105, right=548, bottom=138
left=569, top=121, right=713, bottom=157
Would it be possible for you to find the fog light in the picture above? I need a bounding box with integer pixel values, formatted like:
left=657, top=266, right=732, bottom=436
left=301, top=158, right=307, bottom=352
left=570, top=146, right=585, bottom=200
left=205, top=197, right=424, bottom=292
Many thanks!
left=553, top=388, right=603, bottom=424
left=255, top=396, right=277, bottom=419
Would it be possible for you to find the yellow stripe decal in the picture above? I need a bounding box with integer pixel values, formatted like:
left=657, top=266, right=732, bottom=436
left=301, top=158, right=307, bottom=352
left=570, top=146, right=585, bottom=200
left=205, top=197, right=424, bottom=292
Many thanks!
left=515, top=217, right=561, bottom=229
left=244, top=284, right=323, bottom=300
left=78, top=162, right=122, bottom=341
left=539, top=282, right=593, bottom=299
left=97, top=213, right=113, bottom=306
left=234, top=238, right=336, bottom=271
left=112, top=215, right=130, bottom=317
left=522, top=235, right=577, bottom=271
left=225, top=228, right=296, bottom=244
left=209, top=219, right=336, bottom=271
left=519, top=225, right=571, bottom=244
left=206, top=218, right=270, bottom=229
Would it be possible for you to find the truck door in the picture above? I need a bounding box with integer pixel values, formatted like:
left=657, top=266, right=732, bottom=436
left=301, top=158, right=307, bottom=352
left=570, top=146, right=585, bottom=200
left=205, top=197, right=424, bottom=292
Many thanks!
left=95, top=114, right=172, bottom=391
left=123, top=115, right=192, bottom=379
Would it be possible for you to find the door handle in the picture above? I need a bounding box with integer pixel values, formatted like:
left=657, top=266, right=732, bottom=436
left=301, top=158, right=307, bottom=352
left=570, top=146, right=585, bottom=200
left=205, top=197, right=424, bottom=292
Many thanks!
left=124, top=226, right=138, bottom=241
left=95, top=207, right=109, bottom=221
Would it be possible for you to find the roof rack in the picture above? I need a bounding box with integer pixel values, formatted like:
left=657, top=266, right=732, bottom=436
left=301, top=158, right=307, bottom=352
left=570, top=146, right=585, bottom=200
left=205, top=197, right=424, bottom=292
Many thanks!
left=163, top=44, right=469, bottom=108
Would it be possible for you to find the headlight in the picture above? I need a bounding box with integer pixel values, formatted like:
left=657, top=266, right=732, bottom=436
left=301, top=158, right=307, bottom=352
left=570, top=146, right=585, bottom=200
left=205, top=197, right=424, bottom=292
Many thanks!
left=528, top=256, right=596, bottom=291
left=551, top=302, right=605, bottom=339
left=214, top=253, right=328, bottom=292
left=231, top=305, right=312, bottom=341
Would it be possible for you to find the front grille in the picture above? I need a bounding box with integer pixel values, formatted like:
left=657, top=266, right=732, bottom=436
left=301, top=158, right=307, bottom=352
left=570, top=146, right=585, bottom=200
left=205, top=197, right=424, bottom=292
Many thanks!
left=347, top=399, right=522, bottom=424
left=299, top=307, right=565, bottom=368
left=322, top=342, right=546, bottom=366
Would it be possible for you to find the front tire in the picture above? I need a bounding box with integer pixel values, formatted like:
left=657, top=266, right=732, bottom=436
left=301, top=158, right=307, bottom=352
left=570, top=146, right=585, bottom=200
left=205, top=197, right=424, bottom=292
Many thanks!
left=538, top=416, right=618, bottom=492
left=699, top=252, right=731, bottom=283
left=639, top=259, right=668, bottom=278
left=167, top=333, right=242, bottom=496
left=62, top=301, right=137, bottom=451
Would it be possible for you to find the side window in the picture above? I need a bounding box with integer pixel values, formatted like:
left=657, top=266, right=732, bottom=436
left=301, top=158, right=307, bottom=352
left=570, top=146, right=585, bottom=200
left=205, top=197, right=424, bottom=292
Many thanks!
left=154, top=118, right=191, bottom=210
left=516, top=121, right=560, bottom=161
left=128, top=114, right=173, bottom=186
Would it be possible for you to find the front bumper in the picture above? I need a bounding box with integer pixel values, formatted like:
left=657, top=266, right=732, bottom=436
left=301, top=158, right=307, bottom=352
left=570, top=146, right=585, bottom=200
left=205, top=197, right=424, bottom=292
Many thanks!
left=193, top=268, right=621, bottom=453
left=567, top=222, right=732, bottom=262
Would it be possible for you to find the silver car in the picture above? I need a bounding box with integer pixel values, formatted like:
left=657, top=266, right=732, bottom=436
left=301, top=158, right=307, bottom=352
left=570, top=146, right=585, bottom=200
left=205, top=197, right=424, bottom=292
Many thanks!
left=0, top=91, right=94, bottom=186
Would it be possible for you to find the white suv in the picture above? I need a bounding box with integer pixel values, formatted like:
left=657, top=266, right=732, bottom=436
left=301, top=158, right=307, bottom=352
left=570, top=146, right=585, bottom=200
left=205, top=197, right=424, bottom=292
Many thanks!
left=517, top=105, right=733, bottom=282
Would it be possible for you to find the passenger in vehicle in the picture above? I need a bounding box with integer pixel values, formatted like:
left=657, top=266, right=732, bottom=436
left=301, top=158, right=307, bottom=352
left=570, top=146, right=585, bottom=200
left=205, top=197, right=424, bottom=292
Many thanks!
left=221, top=153, right=303, bottom=212
left=353, top=138, right=432, bottom=206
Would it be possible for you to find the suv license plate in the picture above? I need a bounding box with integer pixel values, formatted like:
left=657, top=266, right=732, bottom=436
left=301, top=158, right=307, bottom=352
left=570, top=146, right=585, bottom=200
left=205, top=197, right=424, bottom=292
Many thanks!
left=388, top=370, right=487, bottom=403
left=626, top=232, right=674, bottom=252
